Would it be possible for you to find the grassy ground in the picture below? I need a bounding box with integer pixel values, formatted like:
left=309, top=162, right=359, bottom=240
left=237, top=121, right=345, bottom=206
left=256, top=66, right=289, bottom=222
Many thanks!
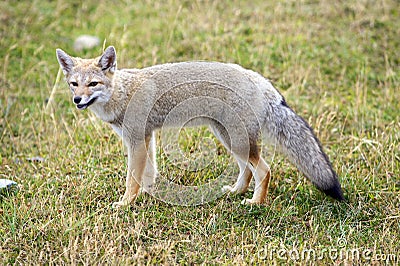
left=1, top=0, right=399, bottom=264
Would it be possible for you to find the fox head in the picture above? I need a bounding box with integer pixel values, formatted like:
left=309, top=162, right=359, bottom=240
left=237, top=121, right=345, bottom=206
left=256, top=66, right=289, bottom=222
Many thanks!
left=56, top=46, right=117, bottom=110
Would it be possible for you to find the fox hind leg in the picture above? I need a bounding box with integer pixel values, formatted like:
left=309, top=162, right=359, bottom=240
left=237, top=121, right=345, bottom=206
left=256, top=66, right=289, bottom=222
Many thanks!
left=226, top=148, right=271, bottom=205
left=222, top=156, right=252, bottom=194
left=210, top=124, right=253, bottom=195
left=227, top=135, right=270, bottom=204
left=243, top=155, right=271, bottom=204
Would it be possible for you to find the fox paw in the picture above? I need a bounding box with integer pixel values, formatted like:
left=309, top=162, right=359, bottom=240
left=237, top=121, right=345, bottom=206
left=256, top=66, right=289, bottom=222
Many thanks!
left=222, top=185, right=247, bottom=195
left=222, top=185, right=234, bottom=193
left=112, top=196, right=136, bottom=209
left=241, top=198, right=264, bottom=205
left=112, top=200, right=129, bottom=209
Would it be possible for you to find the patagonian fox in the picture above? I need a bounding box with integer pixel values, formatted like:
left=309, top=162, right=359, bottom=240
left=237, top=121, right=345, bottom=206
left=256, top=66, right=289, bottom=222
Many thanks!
left=56, top=46, right=344, bottom=208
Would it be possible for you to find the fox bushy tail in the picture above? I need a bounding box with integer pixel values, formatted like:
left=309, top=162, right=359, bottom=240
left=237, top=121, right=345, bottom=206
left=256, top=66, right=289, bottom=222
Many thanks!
left=264, top=100, right=344, bottom=201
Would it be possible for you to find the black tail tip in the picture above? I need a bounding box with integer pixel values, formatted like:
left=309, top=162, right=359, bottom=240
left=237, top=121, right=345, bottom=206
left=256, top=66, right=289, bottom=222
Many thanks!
left=322, top=183, right=345, bottom=201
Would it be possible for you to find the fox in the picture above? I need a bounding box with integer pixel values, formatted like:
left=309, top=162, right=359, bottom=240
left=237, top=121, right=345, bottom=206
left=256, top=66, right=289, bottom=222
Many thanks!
left=56, top=46, right=344, bottom=208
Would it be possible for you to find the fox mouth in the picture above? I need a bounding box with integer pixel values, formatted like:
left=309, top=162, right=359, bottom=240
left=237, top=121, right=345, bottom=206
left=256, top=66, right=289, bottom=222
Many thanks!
left=76, top=97, right=98, bottom=110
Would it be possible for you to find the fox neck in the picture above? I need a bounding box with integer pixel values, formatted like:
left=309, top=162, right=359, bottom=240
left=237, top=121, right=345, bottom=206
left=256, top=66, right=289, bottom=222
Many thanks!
left=89, top=101, right=124, bottom=124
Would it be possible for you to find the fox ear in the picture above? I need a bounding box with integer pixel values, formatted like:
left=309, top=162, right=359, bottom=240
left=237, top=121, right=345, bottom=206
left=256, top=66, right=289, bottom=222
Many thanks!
left=56, top=49, right=74, bottom=75
left=98, top=46, right=117, bottom=73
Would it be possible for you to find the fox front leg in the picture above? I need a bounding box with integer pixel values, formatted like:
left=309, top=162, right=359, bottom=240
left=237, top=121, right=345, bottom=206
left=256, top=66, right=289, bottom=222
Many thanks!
left=112, top=139, right=149, bottom=208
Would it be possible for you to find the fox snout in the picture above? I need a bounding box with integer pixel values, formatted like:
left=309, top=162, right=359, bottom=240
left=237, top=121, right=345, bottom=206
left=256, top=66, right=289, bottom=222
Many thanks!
left=73, top=96, right=82, bottom=104
left=72, top=94, right=99, bottom=110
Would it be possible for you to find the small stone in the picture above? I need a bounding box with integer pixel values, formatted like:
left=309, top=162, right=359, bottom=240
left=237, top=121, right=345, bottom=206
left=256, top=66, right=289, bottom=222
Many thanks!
left=0, top=179, right=18, bottom=197
left=74, top=35, right=101, bottom=52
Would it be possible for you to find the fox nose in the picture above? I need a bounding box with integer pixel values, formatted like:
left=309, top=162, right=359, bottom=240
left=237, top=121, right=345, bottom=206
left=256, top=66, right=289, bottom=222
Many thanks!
left=73, top=96, right=82, bottom=104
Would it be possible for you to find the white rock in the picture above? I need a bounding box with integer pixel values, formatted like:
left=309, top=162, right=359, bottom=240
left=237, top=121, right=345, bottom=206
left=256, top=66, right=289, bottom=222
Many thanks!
left=0, top=179, right=18, bottom=196
left=74, top=35, right=101, bottom=52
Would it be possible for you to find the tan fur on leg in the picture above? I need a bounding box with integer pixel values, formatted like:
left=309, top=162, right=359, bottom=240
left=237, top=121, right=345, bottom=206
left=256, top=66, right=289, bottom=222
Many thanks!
left=112, top=138, right=150, bottom=208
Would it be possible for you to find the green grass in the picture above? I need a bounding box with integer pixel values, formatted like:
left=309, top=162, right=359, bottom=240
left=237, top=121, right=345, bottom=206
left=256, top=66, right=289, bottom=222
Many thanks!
left=1, top=0, right=399, bottom=264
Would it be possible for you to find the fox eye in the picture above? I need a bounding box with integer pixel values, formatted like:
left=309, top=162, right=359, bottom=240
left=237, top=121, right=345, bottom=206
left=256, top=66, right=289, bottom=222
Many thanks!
left=88, top=81, right=99, bottom=87
left=70, top=82, right=78, bottom=87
